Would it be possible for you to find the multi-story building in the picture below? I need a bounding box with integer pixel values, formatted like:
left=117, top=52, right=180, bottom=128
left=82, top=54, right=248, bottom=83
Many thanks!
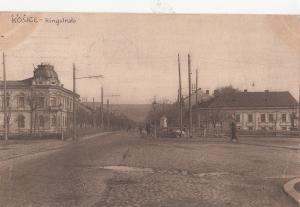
left=0, top=63, right=80, bottom=135
left=195, top=90, right=298, bottom=131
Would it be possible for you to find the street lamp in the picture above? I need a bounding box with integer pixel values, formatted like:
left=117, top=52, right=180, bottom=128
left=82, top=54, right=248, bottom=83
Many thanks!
left=152, top=100, right=157, bottom=138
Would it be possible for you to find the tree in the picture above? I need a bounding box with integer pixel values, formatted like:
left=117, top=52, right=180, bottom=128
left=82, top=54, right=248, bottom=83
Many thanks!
left=213, top=85, right=240, bottom=97
left=27, top=90, right=41, bottom=135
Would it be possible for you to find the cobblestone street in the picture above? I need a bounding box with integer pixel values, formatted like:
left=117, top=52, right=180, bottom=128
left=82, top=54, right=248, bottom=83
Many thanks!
left=0, top=133, right=299, bottom=206
left=94, top=136, right=300, bottom=207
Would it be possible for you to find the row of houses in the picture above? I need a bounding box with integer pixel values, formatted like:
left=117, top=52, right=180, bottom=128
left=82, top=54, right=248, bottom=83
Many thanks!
left=0, top=63, right=94, bottom=135
left=186, top=89, right=298, bottom=131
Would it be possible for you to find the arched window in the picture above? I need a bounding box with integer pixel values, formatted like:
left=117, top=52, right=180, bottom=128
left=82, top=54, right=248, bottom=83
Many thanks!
left=17, top=114, right=25, bottom=128
left=39, top=115, right=45, bottom=127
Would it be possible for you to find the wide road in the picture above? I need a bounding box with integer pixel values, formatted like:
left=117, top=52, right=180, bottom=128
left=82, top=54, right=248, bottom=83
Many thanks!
left=0, top=132, right=299, bottom=207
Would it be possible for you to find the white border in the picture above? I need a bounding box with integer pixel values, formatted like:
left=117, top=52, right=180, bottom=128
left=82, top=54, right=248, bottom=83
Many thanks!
left=0, top=0, right=299, bottom=14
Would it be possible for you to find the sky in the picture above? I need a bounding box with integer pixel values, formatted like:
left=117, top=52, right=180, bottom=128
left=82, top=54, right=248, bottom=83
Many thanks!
left=1, top=13, right=300, bottom=104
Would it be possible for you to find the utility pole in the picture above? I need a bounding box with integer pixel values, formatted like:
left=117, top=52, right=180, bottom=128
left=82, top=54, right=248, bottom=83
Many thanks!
left=107, top=99, right=110, bottom=131
left=188, top=54, right=192, bottom=137
left=196, top=69, right=198, bottom=105
left=101, top=87, right=104, bottom=129
left=178, top=54, right=183, bottom=137
left=2, top=52, right=7, bottom=141
left=93, top=97, right=96, bottom=128
left=60, top=109, right=64, bottom=140
left=72, top=63, right=77, bottom=141
left=298, top=84, right=300, bottom=129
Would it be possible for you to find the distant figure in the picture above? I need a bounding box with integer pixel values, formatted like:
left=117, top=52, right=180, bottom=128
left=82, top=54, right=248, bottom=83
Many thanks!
left=139, top=125, right=143, bottom=135
left=127, top=124, right=132, bottom=132
left=146, top=122, right=151, bottom=136
left=231, top=121, right=238, bottom=142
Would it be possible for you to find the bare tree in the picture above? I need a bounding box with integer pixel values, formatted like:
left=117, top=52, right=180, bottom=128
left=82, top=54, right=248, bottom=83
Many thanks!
left=27, top=90, right=41, bottom=135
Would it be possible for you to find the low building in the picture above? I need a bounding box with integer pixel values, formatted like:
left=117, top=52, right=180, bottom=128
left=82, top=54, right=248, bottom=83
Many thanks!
left=195, top=91, right=298, bottom=131
left=0, top=63, right=80, bottom=135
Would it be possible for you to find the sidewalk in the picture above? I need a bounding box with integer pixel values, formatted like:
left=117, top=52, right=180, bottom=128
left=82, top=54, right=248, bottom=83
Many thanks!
left=143, top=135, right=300, bottom=150
left=0, top=131, right=111, bottom=162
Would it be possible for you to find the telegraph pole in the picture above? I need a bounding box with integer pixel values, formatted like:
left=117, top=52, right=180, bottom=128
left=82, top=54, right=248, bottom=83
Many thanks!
left=178, top=54, right=183, bottom=137
left=188, top=54, right=192, bottom=137
left=72, top=63, right=77, bottom=141
left=107, top=99, right=110, bottom=131
left=196, top=69, right=198, bottom=105
left=101, top=87, right=104, bottom=129
left=299, top=84, right=300, bottom=129
left=2, top=52, right=7, bottom=141
left=93, top=97, right=96, bottom=128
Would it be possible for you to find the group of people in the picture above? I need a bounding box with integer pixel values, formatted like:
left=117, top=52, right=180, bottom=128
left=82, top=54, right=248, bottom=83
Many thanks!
left=138, top=122, right=154, bottom=136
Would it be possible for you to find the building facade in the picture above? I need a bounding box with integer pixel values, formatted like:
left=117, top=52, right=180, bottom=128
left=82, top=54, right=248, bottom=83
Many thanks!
left=195, top=91, right=298, bottom=131
left=0, top=63, right=80, bottom=135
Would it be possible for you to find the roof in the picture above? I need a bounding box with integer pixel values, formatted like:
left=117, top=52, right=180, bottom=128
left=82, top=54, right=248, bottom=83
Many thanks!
left=196, top=91, right=298, bottom=108
left=34, top=64, right=59, bottom=82
left=0, top=78, right=33, bottom=87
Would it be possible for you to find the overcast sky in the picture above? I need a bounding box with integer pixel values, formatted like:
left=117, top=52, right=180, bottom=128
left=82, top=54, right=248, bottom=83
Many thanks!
left=1, top=13, right=300, bottom=104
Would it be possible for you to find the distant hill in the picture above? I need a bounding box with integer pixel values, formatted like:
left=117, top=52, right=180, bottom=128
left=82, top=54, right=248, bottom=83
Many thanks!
left=82, top=102, right=152, bottom=123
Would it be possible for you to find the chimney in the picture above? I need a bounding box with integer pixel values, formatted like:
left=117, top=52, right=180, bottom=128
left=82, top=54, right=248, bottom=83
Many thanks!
left=206, top=90, right=209, bottom=95
left=244, top=89, right=247, bottom=92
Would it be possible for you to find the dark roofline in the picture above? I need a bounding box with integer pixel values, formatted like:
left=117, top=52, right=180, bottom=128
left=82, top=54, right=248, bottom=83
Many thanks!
left=195, top=91, right=298, bottom=109
left=0, top=80, right=80, bottom=98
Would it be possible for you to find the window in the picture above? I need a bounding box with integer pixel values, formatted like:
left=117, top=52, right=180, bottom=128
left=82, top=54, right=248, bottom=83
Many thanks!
left=269, top=126, right=274, bottom=130
left=248, top=114, right=253, bottom=123
left=39, top=115, right=45, bottom=127
left=50, top=97, right=56, bottom=106
left=235, top=114, right=240, bottom=122
left=6, top=96, right=10, bottom=107
left=281, top=126, right=287, bottom=131
left=281, top=114, right=287, bottom=122
left=38, top=97, right=45, bottom=108
left=51, top=115, right=57, bottom=127
left=248, top=126, right=253, bottom=131
left=17, top=114, right=25, bottom=128
left=260, top=114, right=266, bottom=123
left=268, top=114, right=274, bottom=122
left=17, top=96, right=25, bottom=108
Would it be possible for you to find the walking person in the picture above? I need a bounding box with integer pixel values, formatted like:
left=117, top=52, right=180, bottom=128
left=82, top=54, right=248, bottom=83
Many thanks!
left=146, top=122, right=151, bottom=136
left=138, top=124, right=143, bottom=137
left=230, top=121, right=238, bottom=142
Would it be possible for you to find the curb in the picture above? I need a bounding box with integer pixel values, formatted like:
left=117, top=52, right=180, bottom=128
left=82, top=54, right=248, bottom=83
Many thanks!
left=283, top=178, right=300, bottom=205
left=0, top=132, right=115, bottom=163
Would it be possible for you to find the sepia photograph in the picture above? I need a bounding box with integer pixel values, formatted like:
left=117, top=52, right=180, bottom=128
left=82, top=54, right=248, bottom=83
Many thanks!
left=0, top=10, right=300, bottom=207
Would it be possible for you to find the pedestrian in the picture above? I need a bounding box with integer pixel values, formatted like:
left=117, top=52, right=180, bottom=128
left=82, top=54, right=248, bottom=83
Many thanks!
left=139, top=124, right=143, bottom=136
left=146, top=122, right=151, bottom=136
left=231, top=121, right=238, bottom=142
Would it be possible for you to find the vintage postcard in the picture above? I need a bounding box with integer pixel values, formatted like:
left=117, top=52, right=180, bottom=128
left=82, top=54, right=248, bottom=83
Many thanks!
left=0, top=11, right=300, bottom=207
